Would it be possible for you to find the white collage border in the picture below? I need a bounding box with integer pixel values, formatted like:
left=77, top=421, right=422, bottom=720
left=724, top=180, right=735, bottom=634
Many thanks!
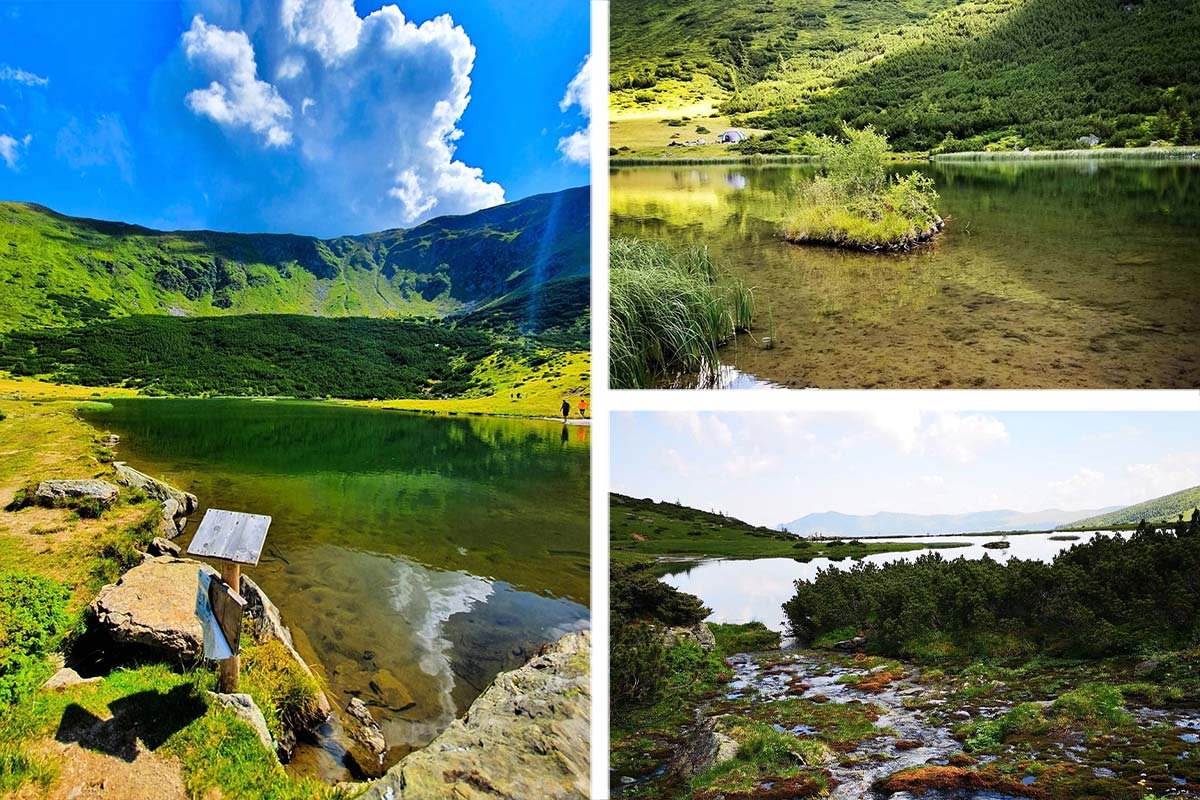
left=586, top=2, right=1200, bottom=795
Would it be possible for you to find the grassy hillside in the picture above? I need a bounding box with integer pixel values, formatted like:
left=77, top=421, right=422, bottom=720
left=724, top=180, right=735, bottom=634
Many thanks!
left=1067, top=485, right=1200, bottom=529
left=610, top=0, right=1200, bottom=155
left=0, top=187, right=588, bottom=333
left=611, top=493, right=969, bottom=570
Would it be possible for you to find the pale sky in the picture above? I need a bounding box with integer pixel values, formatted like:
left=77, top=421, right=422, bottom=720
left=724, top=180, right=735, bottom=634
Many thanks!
left=611, top=411, right=1200, bottom=528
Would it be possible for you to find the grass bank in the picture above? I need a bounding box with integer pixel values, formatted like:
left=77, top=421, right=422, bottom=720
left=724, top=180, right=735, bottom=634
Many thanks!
left=0, top=395, right=340, bottom=798
left=610, top=239, right=754, bottom=389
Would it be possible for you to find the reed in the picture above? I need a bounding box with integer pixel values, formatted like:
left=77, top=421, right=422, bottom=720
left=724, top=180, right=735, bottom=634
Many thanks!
left=610, top=238, right=753, bottom=389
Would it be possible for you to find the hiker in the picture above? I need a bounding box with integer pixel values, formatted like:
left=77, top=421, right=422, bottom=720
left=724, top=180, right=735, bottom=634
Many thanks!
left=561, top=398, right=571, bottom=421
left=578, top=398, right=588, bottom=418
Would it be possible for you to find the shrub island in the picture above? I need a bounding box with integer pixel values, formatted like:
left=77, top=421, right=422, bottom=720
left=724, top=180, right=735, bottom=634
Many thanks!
left=782, top=126, right=944, bottom=252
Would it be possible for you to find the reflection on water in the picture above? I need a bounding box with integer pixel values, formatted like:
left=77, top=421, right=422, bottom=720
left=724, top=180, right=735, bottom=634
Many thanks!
left=662, top=531, right=1131, bottom=632
left=81, top=399, right=589, bottom=780
left=612, top=161, right=1200, bottom=388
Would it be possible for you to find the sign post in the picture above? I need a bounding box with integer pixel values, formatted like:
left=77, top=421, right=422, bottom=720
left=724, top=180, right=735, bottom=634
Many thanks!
left=188, top=508, right=272, bottom=693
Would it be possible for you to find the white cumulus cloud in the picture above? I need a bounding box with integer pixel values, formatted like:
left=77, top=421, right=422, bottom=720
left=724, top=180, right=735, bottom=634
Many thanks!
left=183, top=15, right=294, bottom=147
left=180, top=0, right=505, bottom=228
left=0, top=133, right=30, bottom=168
left=556, top=54, right=590, bottom=165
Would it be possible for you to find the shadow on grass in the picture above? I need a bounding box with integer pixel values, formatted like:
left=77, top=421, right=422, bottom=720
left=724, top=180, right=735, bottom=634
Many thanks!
left=54, top=684, right=205, bottom=762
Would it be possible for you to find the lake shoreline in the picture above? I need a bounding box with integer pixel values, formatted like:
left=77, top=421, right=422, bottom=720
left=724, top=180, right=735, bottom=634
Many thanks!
left=611, top=145, right=1200, bottom=166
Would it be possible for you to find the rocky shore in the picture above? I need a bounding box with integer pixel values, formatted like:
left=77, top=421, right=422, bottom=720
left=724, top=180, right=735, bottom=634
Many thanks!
left=359, top=630, right=591, bottom=800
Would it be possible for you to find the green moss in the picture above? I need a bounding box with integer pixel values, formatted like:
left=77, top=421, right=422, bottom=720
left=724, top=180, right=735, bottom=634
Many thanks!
left=1050, top=683, right=1132, bottom=729
left=690, top=721, right=832, bottom=796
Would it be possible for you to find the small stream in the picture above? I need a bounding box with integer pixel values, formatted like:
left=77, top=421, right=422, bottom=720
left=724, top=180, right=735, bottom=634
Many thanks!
left=725, top=648, right=1200, bottom=799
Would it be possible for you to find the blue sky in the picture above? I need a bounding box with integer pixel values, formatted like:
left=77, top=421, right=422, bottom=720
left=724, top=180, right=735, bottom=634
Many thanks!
left=612, top=412, right=1200, bottom=527
left=0, top=0, right=590, bottom=236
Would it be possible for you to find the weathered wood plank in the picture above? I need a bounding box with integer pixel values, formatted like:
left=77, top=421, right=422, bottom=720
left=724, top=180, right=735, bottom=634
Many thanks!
left=209, top=576, right=246, bottom=656
left=187, top=508, right=272, bottom=565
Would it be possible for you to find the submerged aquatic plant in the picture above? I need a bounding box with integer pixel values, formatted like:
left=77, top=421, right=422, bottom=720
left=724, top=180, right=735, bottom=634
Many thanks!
left=609, top=238, right=754, bottom=389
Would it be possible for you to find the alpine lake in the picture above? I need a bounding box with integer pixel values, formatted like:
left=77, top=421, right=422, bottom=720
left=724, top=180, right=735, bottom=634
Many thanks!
left=79, top=398, right=590, bottom=782
left=611, top=159, right=1200, bottom=389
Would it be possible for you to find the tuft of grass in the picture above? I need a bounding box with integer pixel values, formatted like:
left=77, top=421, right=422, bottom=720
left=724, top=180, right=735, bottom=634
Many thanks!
left=241, top=637, right=326, bottom=743
left=710, top=622, right=782, bottom=655
left=960, top=702, right=1049, bottom=752
left=1049, top=683, right=1132, bottom=728
left=609, top=238, right=753, bottom=389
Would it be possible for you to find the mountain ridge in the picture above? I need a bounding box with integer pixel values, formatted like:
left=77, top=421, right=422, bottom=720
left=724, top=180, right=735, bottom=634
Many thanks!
left=779, top=507, right=1120, bottom=538
left=0, top=186, right=588, bottom=334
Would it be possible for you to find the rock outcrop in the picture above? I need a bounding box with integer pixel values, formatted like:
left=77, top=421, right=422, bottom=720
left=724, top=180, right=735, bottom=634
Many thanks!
left=147, top=537, right=181, bottom=557
left=360, top=630, right=590, bottom=800
left=669, top=715, right=739, bottom=780
left=113, top=462, right=197, bottom=514
left=34, top=479, right=120, bottom=508
left=662, top=622, right=716, bottom=652
left=91, top=555, right=213, bottom=663
left=43, top=667, right=102, bottom=691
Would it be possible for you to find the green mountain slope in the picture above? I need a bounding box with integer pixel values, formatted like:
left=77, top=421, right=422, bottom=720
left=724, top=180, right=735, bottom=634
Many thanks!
left=1067, top=485, right=1200, bottom=529
left=611, top=0, right=1200, bottom=152
left=0, top=186, right=589, bottom=333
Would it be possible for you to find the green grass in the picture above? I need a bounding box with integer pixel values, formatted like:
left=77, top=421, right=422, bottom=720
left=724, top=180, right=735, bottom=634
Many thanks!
left=611, top=493, right=971, bottom=570
left=709, top=622, right=781, bottom=654
left=609, top=238, right=753, bottom=389
left=610, top=0, right=1200, bottom=155
left=0, top=664, right=346, bottom=799
left=689, top=721, right=832, bottom=798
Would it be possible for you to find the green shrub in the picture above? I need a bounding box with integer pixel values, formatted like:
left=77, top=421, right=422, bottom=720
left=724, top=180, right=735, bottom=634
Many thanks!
left=0, top=571, right=71, bottom=707
left=611, top=622, right=667, bottom=707
left=612, top=562, right=710, bottom=626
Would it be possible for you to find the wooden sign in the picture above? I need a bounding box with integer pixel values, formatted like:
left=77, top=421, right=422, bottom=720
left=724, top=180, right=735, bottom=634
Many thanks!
left=208, top=577, right=246, bottom=657
left=188, top=509, right=272, bottom=566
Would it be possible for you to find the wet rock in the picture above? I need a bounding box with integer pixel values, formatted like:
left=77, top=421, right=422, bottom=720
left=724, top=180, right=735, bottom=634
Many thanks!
left=670, top=715, right=740, bottom=779
left=832, top=636, right=867, bottom=652
left=113, top=462, right=197, bottom=514
left=34, top=479, right=119, bottom=508
left=91, top=556, right=214, bottom=663
left=147, top=537, right=181, bottom=557
left=99, top=434, right=120, bottom=447
left=43, top=667, right=102, bottom=690
left=360, top=630, right=590, bottom=800
left=208, top=691, right=274, bottom=756
left=367, top=667, right=417, bottom=712
left=662, top=622, right=716, bottom=652
left=344, top=697, right=387, bottom=778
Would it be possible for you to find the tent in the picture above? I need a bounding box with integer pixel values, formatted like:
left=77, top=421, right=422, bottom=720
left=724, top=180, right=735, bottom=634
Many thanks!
left=717, top=129, right=747, bottom=144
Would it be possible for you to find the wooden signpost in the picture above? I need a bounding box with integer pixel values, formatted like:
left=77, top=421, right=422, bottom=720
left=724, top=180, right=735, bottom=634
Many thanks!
left=188, top=509, right=272, bottom=693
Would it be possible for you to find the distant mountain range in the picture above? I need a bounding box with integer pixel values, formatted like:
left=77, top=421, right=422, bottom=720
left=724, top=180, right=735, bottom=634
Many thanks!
left=779, top=508, right=1120, bottom=538
left=0, top=186, right=588, bottom=335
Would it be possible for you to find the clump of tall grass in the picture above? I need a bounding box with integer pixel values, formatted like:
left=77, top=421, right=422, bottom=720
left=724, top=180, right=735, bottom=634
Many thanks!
left=782, top=126, right=943, bottom=252
left=610, top=238, right=753, bottom=389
